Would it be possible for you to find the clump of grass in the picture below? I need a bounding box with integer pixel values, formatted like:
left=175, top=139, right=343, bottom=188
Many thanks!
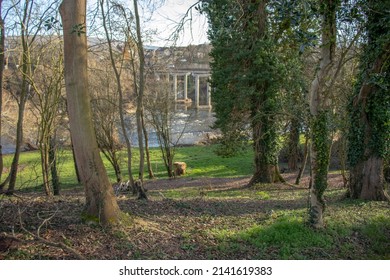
left=255, top=191, right=271, bottom=200
left=238, top=214, right=333, bottom=259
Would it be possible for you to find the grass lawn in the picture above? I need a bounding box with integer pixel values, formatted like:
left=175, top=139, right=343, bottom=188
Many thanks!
left=0, top=145, right=389, bottom=260
left=1, top=145, right=254, bottom=192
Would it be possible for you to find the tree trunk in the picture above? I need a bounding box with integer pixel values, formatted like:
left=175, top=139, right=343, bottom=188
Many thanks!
left=142, top=114, right=154, bottom=179
left=111, top=151, right=122, bottom=183
left=288, top=118, right=300, bottom=171
left=99, top=0, right=135, bottom=189
left=248, top=96, right=279, bottom=187
left=0, top=0, right=4, bottom=184
left=295, top=135, right=309, bottom=185
left=49, top=135, right=60, bottom=195
left=71, top=142, right=81, bottom=184
left=347, top=0, right=389, bottom=202
left=133, top=0, right=145, bottom=181
left=6, top=64, right=28, bottom=195
left=350, top=156, right=388, bottom=200
left=5, top=0, right=34, bottom=195
left=60, top=0, right=120, bottom=224
left=40, top=138, right=52, bottom=196
left=246, top=1, right=280, bottom=187
left=308, top=0, right=337, bottom=228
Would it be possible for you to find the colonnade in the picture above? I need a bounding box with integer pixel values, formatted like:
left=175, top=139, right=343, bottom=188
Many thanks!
left=171, top=72, right=212, bottom=109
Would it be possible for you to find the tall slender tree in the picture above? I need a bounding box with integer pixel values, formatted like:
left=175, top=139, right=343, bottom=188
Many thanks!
left=1, top=0, right=38, bottom=194
left=0, top=0, right=5, bottom=184
left=133, top=0, right=146, bottom=181
left=308, top=0, right=339, bottom=229
left=60, top=0, right=120, bottom=224
left=98, top=0, right=135, bottom=188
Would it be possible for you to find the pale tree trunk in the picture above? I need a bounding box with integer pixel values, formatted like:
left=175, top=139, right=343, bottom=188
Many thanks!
left=308, top=0, right=337, bottom=228
left=60, top=0, right=120, bottom=224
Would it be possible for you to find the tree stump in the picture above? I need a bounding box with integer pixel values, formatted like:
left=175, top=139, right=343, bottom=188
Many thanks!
left=135, top=180, right=148, bottom=200
left=174, top=162, right=187, bottom=176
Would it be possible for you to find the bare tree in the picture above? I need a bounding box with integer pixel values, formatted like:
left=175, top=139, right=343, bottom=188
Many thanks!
left=29, top=37, right=64, bottom=196
left=145, top=80, right=188, bottom=177
left=98, top=0, right=136, bottom=188
left=90, top=62, right=123, bottom=183
left=1, top=0, right=56, bottom=194
left=0, top=0, right=5, bottom=183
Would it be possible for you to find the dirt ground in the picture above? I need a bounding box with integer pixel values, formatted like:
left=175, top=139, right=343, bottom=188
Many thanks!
left=0, top=173, right=355, bottom=260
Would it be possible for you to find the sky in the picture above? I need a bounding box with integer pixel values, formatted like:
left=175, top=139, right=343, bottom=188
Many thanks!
left=2, top=0, right=208, bottom=47
left=144, top=0, right=209, bottom=46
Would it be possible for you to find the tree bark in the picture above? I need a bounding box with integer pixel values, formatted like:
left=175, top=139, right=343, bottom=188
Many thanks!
left=295, top=135, right=309, bottom=185
left=246, top=0, right=280, bottom=186
left=142, top=114, right=155, bottom=179
left=308, top=0, right=337, bottom=228
left=6, top=1, right=32, bottom=195
left=71, top=141, right=81, bottom=184
left=0, top=0, right=4, bottom=184
left=60, top=0, right=120, bottom=224
left=133, top=0, right=145, bottom=181
left=49, top=135, right=60, bottom=195
left=350, top=156, right=388, bottom=200
left=249, top=119, right=278, bottom=185
left=348, top=0, right=389, bottom=202
left=288, top=118, right=300, bottom=171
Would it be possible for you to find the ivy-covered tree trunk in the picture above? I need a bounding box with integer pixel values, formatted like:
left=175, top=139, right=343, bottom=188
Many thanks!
left=60, top=0, right=121, bottom=224
left=204, top=0, right=283, bottom=186
left=308, top=0, right=337, bottom=228
left=249, top=94, right=280, bottom=185
left=348, top=0, right=390, bottom=201
left=287, top=118, right=300, bottom=172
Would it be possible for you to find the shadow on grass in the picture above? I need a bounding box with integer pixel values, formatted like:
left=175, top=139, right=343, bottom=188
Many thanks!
left=119, top=196, right=307, bottom=217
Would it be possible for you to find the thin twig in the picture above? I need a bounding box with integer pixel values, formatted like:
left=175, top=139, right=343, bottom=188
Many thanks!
left=16, top=207, right=85, bottom=259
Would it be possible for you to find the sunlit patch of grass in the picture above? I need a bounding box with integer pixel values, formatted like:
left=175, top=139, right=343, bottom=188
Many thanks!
left=238, top=214, right=333, bottom=259
left=255, top=191, right=271, bottom=200
left=208, top=211, right=336, bottom=259
left=6, top=144, right=254, bottom=193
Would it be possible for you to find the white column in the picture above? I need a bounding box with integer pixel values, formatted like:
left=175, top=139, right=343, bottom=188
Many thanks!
left=195, top=75, right=200, bottom=108
left=173, top=74, right=178, bottom=102
left=184, top=73, right=189, bottom=100
left=207, top=81, right=212, bottom=108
